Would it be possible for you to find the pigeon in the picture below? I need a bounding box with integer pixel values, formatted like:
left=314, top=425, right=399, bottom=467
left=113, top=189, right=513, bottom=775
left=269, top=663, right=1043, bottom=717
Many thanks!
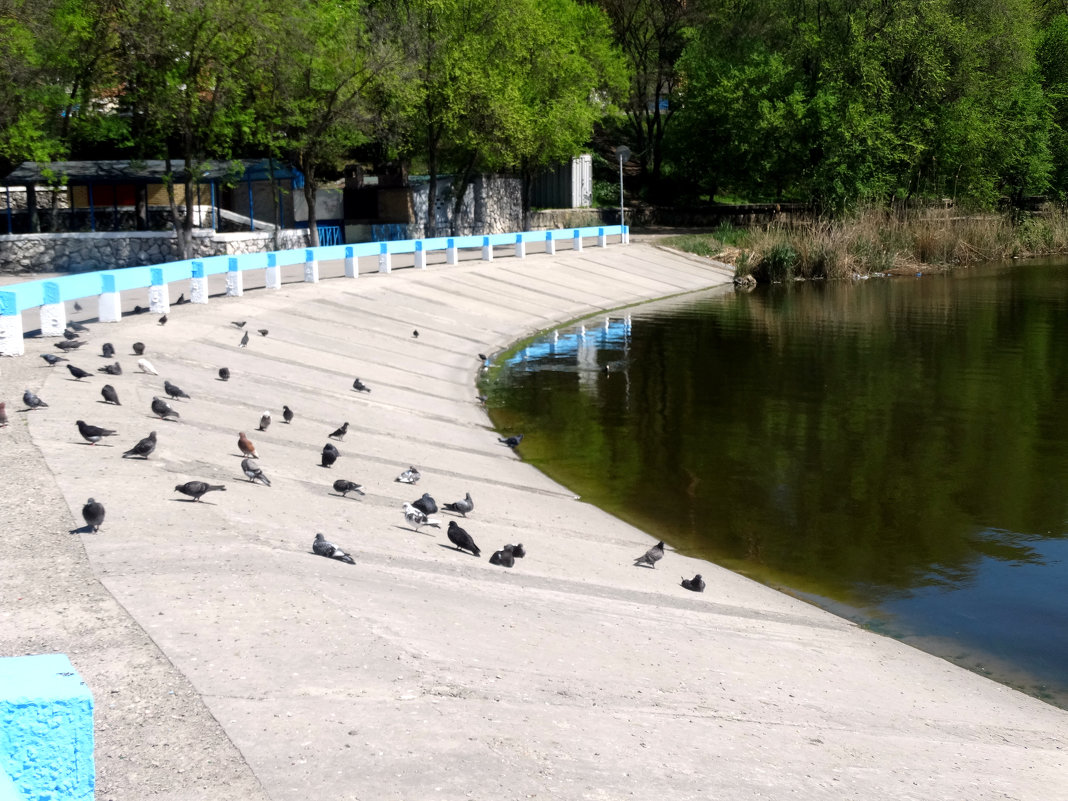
left=232, top=321, right=246, bottom=328
left=447, top=521, right=480, bottom=556
left=395, top=466, right=421, bottom=484
left=239, top=331, right=249, bottom=348
left=0, top=401, right=7, bottom=427
left=132, top=342, right=145, bottom=355
left=489, top=547, right=515, bottom=568
left=477, top=394, right=487, bottom=405
left=510, top=543, right=526, bottom=558
left=681, top=574, right=706, bottom=592
left=443, top=492, right=474, bottom=517
left=163, top=380, right=190, bottom=400
left=634, top=540, right=665, bottom=568
left=352, top=377, right=370, bottom=392
left=174, top=293, right=186, bottom=305
left=238, top=431, right=258, bottom=458
left=77, top=420, right=117, bottom=445
left=282, top=405, right=293, bottom=424
left=55, top=340, right=84, bottom=351
left=412, top=492, right=437, bottom=515
left=151, top=396, right=180, bottom=420
left=100, top=384, right=121, bottom=405
left=241, top=457, right=271, bottom=486
left=158, top=314, right=168, bottom=326
left=132, top=305, right=146, bottom=314
left=258, top=329, right=268, bottom=337
left=138, top=358, right=158, bottom=375
left=321, top=443, right=339, bottom=468
left=499, top=434, right=524, bottom=448
left=82, top=498, right=105, bottom=532
left=218, top=367, right=230, bottom=381
left=333, top=479, right=365, bottom=497
left=412, top=329, right=419, bottom=338
left=258, top=411, right=271, bottom=431
left=23, top=390, right=48, bottom=410
left=312, top=533, right=354, bottom=564
left=73, top=301, right=83, bottom=311
left=122, top=431, right=156, bottom=459
left=101, top=343, right=114, bottom=358
left=67, top=364, right=92, bottom=380
left=401, top=503, right=438, bottom=532
left=174, top=481, right=226, bottom=501
left=328, top=422, right=349, bottom=441
left=98, top=362, right=122, bottom=376
left=68, top=320, right=89, bottom=332
left=478, top=353, right=488, bottom=363
left=63, top=328, right=80, bottom=340
left=41, top=353, right=67, bottom=366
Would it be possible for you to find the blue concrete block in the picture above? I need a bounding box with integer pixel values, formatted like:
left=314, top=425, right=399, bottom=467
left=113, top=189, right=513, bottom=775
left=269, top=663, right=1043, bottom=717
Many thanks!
left=0, top=654, right=94, bottom=801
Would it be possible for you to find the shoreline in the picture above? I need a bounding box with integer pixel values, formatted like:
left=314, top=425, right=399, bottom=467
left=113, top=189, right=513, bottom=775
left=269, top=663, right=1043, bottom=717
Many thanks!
left=5, top=243, right=1066, bottom=799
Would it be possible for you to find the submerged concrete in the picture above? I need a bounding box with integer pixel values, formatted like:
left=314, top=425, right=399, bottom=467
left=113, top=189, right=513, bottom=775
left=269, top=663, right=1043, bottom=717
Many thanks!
left=8, top=243, right=1067, bottom=799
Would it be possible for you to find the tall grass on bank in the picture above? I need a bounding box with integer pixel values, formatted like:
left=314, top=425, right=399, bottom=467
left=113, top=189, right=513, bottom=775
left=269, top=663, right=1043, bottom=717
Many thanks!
left=662, top=207, right=1068, bottom=281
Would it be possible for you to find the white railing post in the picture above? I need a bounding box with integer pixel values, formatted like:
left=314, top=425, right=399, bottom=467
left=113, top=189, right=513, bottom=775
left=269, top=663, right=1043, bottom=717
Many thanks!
left=191, top=261, right=209, bottom=303
left=446, top=237, right=458, bottom=265
left=515, top=233, right=526, bottom=259
left=545, top=231, right=556, bottom=256
left=304, top=248, right=320, bottom=283
left=598, top=227, right=608, bottom=248
left=39, top=282, right=65, bottom=336
left=623, top=224, right=630, bottom=245
left=378, top=242, right=391, bottom=273
left=0, top=291, right=25, bottom=356
left=226, top=257, right=244, bottom=296
left=265, top=252, right=281, bottom=289
left=148, top=268, right=170, bottom=314
left=572, top=228, right=583, bottom=252
left=481, top=236, right=493, bottom=262
left=98, top=273, right=123, bottom=322
left=344, top=246, right=357, bottom=278
left=414, top=241, right=427, bottom=269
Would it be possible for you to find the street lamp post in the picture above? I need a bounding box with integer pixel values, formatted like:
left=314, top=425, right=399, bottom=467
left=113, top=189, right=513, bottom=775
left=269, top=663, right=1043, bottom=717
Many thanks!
left=616, top=146, right=630, bottom=244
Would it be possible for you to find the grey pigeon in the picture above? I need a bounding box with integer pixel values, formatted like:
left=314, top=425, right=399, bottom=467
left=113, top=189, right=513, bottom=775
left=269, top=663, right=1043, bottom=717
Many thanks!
left=412, top=492, right=437, bottom=515
left=82, top=498, right=105, bottom=532
left=68, top=320, right=89, bottom=332
left=41, top=353, right=67, bottom=366
left=73, top=301, right=83, bottom=311
left=133, top=305, right=146, bottom=314
left=333, top=479, right=365, bottom=497
left=447, top=521, right=480, bottom=556
left=241, top=457, right=271, bottom=486
left=175, top=293, right=186, bottom=305
left=321, top=443, right=339, bottom=468
left=164, top=380, right=190, bottom=400
left=132, top=342, right=145, bottom=355
left=123, top=431, right=157, bottom=459
left=218, top=367, right=230, bottom=381
left=352, top=377, right=370, bottom=392
left=478, top=353, right=488, bottom=363
left=634, top=540, right=665, bottom=568
left=0, top=402, right=6, bottom=427
left=258, top=328, right=268, bottom=337
left=98, top=362, right=122, bottom=375
left=63, top=328, right=80, bottom=340
left=443, top=492, right=474, bottom=517
left=257, top=411, right=271, bottom=431
left=232, top=321, right=246, bottom=328
left=174, top=481, right=226, bottom=501
left=489, top=547, right=515, bottom=568
left=412, top=329, right=419, bottom=338
left=23, top=390, right=48, bottom=410
left=328, top=422, right=349, bottom=441
left=681, top=574, right=706, bottom=592
left=312, top=533, right=354, bottom=564
left=158, top=314, right=167, bottom=326
left=101, top=342, right=114, bottom=358
left=239, top=331, right=249, bottom=348
left=510, top=543, right=526, bottom=558
left=283, top=405, right=293, bottom=423
left=67, top=364, right=91, bottom=380
left=395, top=466, right=421, bottom=484
left=499, top=434, right=524, bottom=448
left=403, top=502, right=440, bottom=531
left=100, top=384, right=121, bottom=405
left=151, top=396, right=180, bottom=420
left=55, top=340, right=85, bottom=351
left=77, top=420, right=117, bottom=445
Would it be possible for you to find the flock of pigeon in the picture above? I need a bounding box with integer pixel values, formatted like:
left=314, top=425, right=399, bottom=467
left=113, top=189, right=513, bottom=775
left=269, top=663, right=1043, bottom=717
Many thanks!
left=16, top=305, right=706, bottom=594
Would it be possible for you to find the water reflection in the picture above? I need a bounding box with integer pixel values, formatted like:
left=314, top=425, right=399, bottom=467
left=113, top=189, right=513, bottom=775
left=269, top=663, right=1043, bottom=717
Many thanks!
left=488, top=260, right=1068, bottom=706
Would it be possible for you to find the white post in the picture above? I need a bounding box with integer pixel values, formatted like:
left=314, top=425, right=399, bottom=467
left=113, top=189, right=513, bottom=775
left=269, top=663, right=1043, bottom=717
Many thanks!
left=190, top=261, right=209, bottom=303
left=446, top=238, right=458, bottom=265
left=226, top=257, right=244, bottom=296
left=572, top=228, right=583, bottom=252
left=414, top=241, right=427, bottom=269
left=623, top=224, right=630, bottom=245
left=598, top=227, right=608, bottom=248
left=148, top=268, right=170, bottom=314
left=378, top=242, right=391, bottom=273
left=265, top=252, right=281, bottom=290
left=304, top=248, right=320, bottom=283
left=39, top=282, right=65, bottom=336
left=481, top=236, right=493, bottom=262
left=515, top=234, right=526, bottom=259
left=0, top=292, right=25, bottom=356
left=545, top=231, right=556, bottom=256
left=344, top=246, right=358, bottom=278
left=98, top=273, right=122, bottom=322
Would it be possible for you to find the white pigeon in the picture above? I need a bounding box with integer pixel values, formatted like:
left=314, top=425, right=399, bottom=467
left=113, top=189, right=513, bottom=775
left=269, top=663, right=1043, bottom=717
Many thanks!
left=403, top=502, right=440, bottom=532
left=258, top=411, right=271, bottom=431
left=138, top=358, right=158, bottom=375
left=395, top=466, right=421, bottom=484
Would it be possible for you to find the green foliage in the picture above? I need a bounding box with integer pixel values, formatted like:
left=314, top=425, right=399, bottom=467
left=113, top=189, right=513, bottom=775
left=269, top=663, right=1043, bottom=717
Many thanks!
left=592, top=179, right=618, bottom=207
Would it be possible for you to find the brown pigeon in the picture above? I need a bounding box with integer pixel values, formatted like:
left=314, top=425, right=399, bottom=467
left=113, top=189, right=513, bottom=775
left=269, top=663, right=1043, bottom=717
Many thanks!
left=238, top=431, right=258, bottom=459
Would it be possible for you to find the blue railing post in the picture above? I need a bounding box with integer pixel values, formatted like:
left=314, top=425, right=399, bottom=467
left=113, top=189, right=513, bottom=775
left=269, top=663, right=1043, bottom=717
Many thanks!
left=446, top=238, right=458, bottom=265
left=265, top=252, right=281, bottom=289
left=304, top=248, right=319, bottom=283
left=99, top=272, right=122, bottom=321
left=226, top=256, right=243, bottom=296
left=481, top=236, right=493, bottom=262
left=414, top=240, right=427, bottom=270
left=149, top=267, right=170, bottom=313
left=378, top=242, right=391, bottom=274
left=344, top=246, right=357, bottom=278
left=598, top=227, right=607, bottom=248
left=191, top=260, right=208, bottom=303
left=0, top=290, right=24, bottom=356
left=40, top=281, right=65, bottom=336
left=545, top=230, right=556, bottom=256
left=572, top=228, right=583, bottom=252
left=515, top=233, right=526, bottom=259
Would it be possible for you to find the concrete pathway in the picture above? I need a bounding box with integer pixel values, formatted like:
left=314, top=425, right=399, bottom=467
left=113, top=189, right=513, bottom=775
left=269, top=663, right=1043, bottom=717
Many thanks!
left=9, top=243, right=1068, bottom=800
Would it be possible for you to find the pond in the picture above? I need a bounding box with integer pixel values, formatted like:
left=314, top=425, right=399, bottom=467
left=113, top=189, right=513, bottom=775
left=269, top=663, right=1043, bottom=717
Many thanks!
left=485, top=258, right=1068, bottom=707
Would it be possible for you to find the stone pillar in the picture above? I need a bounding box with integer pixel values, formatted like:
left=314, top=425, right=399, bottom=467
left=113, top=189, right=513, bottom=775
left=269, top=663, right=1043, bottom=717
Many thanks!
left=598, top=227, right=608, bottom=248
left=572, top=228, right=583, bottom=252
left=545, top=231, right=556, bottom=256
left=226, top=257, right=244, bottom=296
left=515, top=234, right=526, bottom=259
left=265, top=252, right=281, bottom=290
left=344, top=246, right=358, bottom=278
left=481, top=236, right=493, bottom=262
left=304, top=248, right=319, bottom=283
left=148, top=268, right=169, bottom=314
left=0, top=291, right=25, bottom=356
left=39, top=282, right=65, bottom=336
left=98, top=273, right=122, bottom=322
left=190, top=261, right=209, bottom=304
left=446, top=238, right=458, bottom=265
left=414, top=241, right=427, bottom=269
left=378, top=242, right=391, bottom=274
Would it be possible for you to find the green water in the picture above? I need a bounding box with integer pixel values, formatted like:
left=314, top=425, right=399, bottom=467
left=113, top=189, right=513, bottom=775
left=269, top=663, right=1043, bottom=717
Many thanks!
left=487, top=259, right=1068, bottom=706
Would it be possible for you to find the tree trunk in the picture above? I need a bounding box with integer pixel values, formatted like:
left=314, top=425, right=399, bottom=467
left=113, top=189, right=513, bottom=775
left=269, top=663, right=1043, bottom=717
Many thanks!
left=135, top=185, right=148, bottom=231
left=425, top=142, right=438, bottom=238
left=27, top=185, right=39, bottom=233
left=182, top=173, right=196, bottom=257
left=164, top=156, right=189, bottom=260
left=268, top=159, right=281, bottom=251
left=449, top=154, right=477, bottom=237
left=304, top=167, right=320, bottom=248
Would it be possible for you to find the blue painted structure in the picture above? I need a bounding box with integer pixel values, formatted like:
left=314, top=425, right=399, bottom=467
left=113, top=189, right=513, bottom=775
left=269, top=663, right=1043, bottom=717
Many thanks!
left=507, top=316, right=633, bottom=365
left=0, top=654, right=94, bottom=801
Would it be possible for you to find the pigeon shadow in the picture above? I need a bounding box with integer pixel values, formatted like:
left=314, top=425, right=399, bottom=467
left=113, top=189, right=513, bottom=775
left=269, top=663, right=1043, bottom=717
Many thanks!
left=77, top=442, right=115, bottom=447
left=170, top=498, right=220, bottom=505
left=65, top=378, right=90, bottom=382
left=69, top=524, right=96, bottom=535
left=330, top=492, right=361, bottom=499
left=633, top=562, right=656, bottom=569
left=436, top=544, right=479, bottom=556
left=394, top=524, right=436, bottom=536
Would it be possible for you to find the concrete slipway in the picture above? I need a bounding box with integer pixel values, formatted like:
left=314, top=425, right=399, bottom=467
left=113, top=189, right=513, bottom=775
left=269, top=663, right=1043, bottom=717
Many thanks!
left=3, top=242, right=1066, bottom=800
